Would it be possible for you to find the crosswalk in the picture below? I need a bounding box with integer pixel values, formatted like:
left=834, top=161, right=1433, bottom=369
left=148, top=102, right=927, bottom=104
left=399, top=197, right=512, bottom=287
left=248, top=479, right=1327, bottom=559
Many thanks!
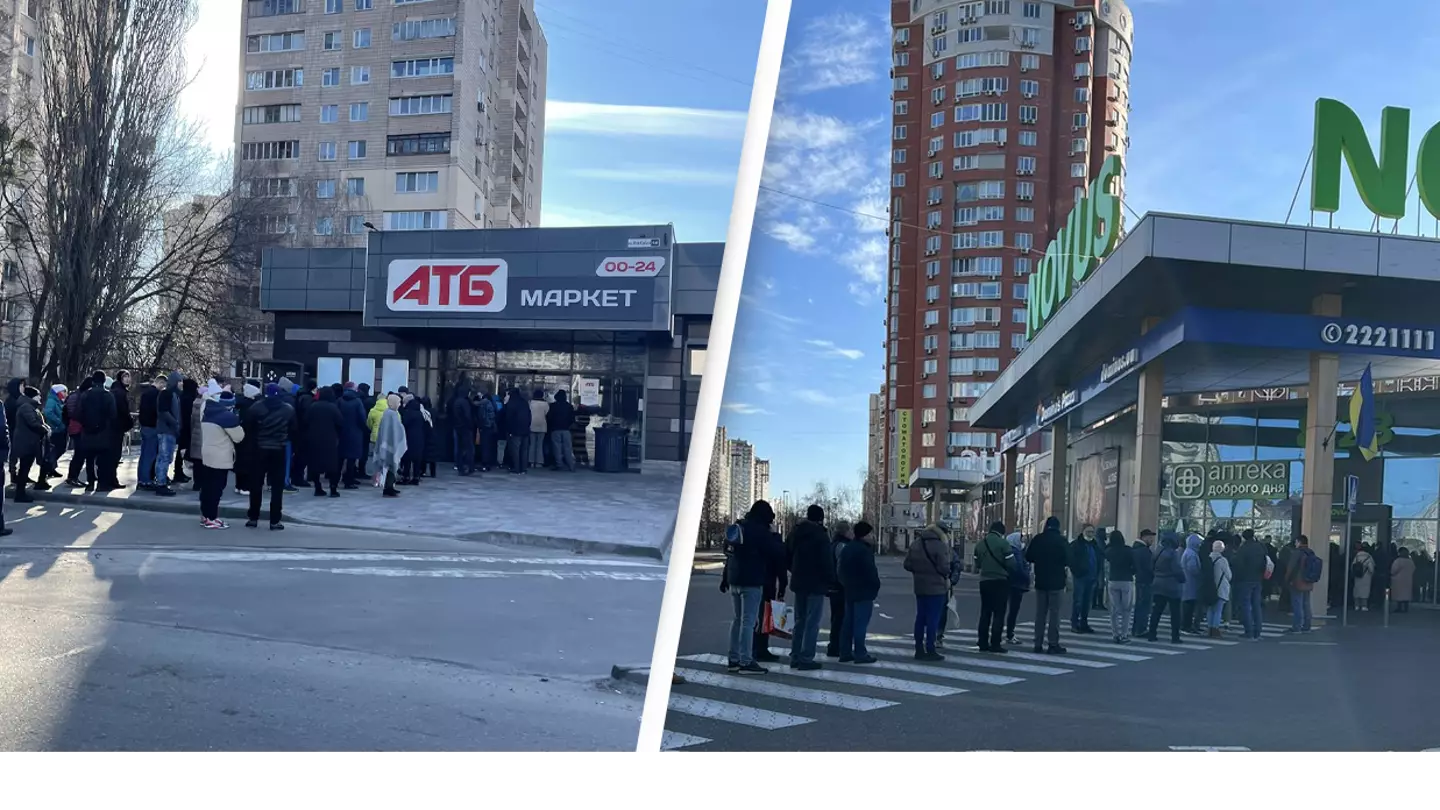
left=663, top=620, right=1297, bottom=750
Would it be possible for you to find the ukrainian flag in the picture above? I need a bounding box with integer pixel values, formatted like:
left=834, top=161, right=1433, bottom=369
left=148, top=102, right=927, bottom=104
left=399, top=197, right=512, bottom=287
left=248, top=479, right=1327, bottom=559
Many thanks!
left=1349, top=363, right=1380, bottom=461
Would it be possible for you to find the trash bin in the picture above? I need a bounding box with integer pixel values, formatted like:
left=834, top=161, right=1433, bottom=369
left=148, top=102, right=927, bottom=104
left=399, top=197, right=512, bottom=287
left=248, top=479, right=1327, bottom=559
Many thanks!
left=593, top=426, right=629, bottom=473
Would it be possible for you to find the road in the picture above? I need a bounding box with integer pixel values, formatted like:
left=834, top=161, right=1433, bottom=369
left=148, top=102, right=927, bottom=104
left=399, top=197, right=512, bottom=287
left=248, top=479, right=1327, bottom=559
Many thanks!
left=666, top=556, right=1440, bottom=751
left=0, top=503, right=664, bottom=751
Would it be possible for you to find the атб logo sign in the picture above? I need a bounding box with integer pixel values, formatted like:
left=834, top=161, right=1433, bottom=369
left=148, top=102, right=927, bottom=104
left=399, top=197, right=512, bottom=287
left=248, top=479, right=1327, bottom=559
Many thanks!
left=386, top=260, right=508, bottom=312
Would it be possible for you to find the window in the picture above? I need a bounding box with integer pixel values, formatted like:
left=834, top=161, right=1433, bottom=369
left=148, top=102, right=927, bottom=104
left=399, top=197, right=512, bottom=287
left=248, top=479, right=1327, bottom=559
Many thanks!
left=352, top=66, right=371, bottom=84
left=325, top=0, right=342, bottom=12
left=355, top=0, right=373, bottom=8
left=985, top=0, right=1009, bottom=13
left=922, top=406, right=938, bottom=423
left=1020, top=53, right=1040, bottom=71
left=1073, top=112, right=1089, bottom=129
left=926, top=235, right=942, bottom=252
left=921, top=457, right=937, bottom=469
left=923, top=360, right=938, bottom=375
left=1023, top=1, right=1041, bottom=18
left=927, top=187, right=944, bottom=205
left=1075, top=87, right=1090, bottom=103
left=930, top=36, right=947, bottom=54
left=931, top=87, right=946, bottom=105
left=926, top=211, right=942, bottom=229
left=1018, top=105, right=1038, bottom=124
left=318, top=141, right=337, bottom=161
left=1014, top=283, right=1029, bottom=299
left=895, top=100, right=909, bottom=115
left=930, top=111, right=945, bottom=129
left=1015, top=207, right=1034, bottom=222
left=320, top=104, right=338, bottom=123
left=954, top=232, right=978, bottom=249
left=981, top=231, right=1004, bottom=248
left=257, top=215, right=296, bottom=234
left=240, top=140, right=300, bottom=160
left=1015, top=256, right=1032, bottom=274
left=1071, top=162, right=1087, bottom=178
left=349, top=102, right=369, bottom=121
left=957, top=26, right=984, bottom=43
left=894, top=76, right=910, bottom=91
left=894, top=50, right=910, bottom=66
left=384, top=210, right=448, bottom=230
left=395, top=171, right=439, bottom=193
left=245, top=177, right=297, bottom=198
left=347, top=177, right=366, bottom=196
left=354, top=28, right=371, bottom=48
left=348, top=140, right=367, bottom=160
left=1074, top=63, right=1091, bottom=79
left=1015, top=233, right=1033, bottom=251
left=1018, top=130, right=1037, bottom=147
left=954, top=154, right=978, bottom=171
left=387, top=132, right=451, bottom=155
left=242, top=104, right=302, bottom=124
left=392, top=57, right=456, bottom=78
left=23, top=36, right=35, bottom=56
left=892, top=173, right=907, bottom=188
left=896, top=28, right=911, bottom=44
left=393, top=18, right=455, bottom=41
left=247, top=31, right=305, bottom=52
left=1019, top=79, right=1039, bottom=98
left=316, top=179, right=336, bottom=199
left=1075, top=36, right=1091, bottom=53
left=931, top=61, right=945, bottom=80
left=1012, top=333, right=1029, bottom=350
left=247, top=68, right=303, bottom=90
left=924, top=309, right=940, bottom=326
left=894, top=125, right=908, bottom=140
left=977, top=205, right=1004, bottom=221
left=1013, top=309, right=1028, bottom=323
left=954, top=207, right=977, bottom=226
left=322, top=68, right=340, bottom=87
left=923, top=385, right=938, bottom=399
left=1017, top=156, right=1036, bottom=175
left=893, top=149, right=908, bottom=163
left=315, top=217, right=334, bottom=236
left=926, top=260, right=941, bottom=278
left=1071, top=137, right=1087, bottom=154
left=389, top=94, right=453, bottom=115
left=251, top=0, right=303, bottom=16
left=928, top=161, right=944, bottom=179
left=929, top=136, right=944, bottom=153
left=346, top=215, right=367, bottom=234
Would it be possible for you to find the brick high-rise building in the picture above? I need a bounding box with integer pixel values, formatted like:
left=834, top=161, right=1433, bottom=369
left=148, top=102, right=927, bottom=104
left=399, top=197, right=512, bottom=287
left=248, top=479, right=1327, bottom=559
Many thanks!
left=882, top=0, right=1132, bottom=541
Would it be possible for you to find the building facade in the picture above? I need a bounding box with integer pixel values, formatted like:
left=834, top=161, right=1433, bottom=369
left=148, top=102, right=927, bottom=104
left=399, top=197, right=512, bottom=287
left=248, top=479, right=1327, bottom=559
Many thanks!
left=882, top=0, right=1132, bottom=544
left=754, top=458, right=770, bottom=505
left=708, top=425, right=732, bottom=525
left=864, top=388, right=885, bottom=521
left=0, top=0, right=45, bottom=380
left=729, top=439, right=755, bottom=515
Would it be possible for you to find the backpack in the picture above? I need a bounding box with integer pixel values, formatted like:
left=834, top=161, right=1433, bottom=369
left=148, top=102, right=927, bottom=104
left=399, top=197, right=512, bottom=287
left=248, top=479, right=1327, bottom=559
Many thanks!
left=1350, top=557, right=1368, bottom=580
left=1199, top=553, right=1219, bottom=605
left=82, top=389, right=108, bottom=434
left=1301, top=549, right=1323, bottom=583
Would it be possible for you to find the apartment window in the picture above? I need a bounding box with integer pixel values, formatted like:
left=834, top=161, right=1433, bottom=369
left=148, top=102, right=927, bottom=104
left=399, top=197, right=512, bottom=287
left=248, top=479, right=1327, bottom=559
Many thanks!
left=393, top=18, right=455, bottom=40
left=316, top=179, right=336, bottom=199
left=242, top=104, right=302, bottom=124
left=1071, top=137, right=1088, bottom=154
left=392, top=57, right=456, bottom=78
left=251, top=0, right=302, bottom=16
left=1018, top=26, right=1040, bottom=46
left=354, top=28, right=372, bottom=48
left=320, top=104, right=338, bottom=123
left=931, top=87, right=946, bottom=105
left=985, top=0, right=1009, bottom=13
left=923, top=360, right=938, bottom=375
left=247, top=32, right=305, bottom=52
left=921, top=457, right=937, bottom=469
left=352, top=66, right=371, bottom=84
left=923, top=385, right=938, bottom=399
left=978, top=180, right=1004, bottom=199
left=384, top=210, right=448, bottom=230
left=347, top=178, right=366, bottom=196
left=1014, top=181, right=1034, bottom=200
left=1075, top=36, right=1091, bottom=53
left=348, top=140, right=367, bottom=160
left=926, top=235, right=942, bottom=253
left=1018, top=105, right=1037, bottom=124
left=318, top=141, right=337, bottom=161
left=240, top=140, right=300, bottom=160
left=958, top=26, right=984, bottom=43
left=323, top=31, right=342, bottom=50
left=924, top=309, right=940, bottom=326
left=247, top=68, right=303, bottom=90
left=930, top=111, right=945, bottom=129
left=1071, top=162, right=1087, bottom=178
left=892, top=173, right=907, bottom=188
left=954, top=232, right=978, bottom=249
left=895, top=76, right=910, bottom=91
left=931, top=61, right=945, bottom=80
left=1076, top=11, right=1093, bottom=26
left=246, top=177, right=296, bottom=198
left=895, top=100, right=909, bottom=115
left=977, top=205, right=1004, bottom=221
left=258, top=215, right=296, bottom=234
left=1019, top=79, right=1039, bottom=98
left=1073, top=112, right=1089, bottom=129
left=922, top=406, right=938, bottom=423
left=387, top=132, right=452, bottom=155
left=1020, top=53, right=1040, bottom=71
left=346, top=215, right=367, bottom=234
left=926, top=210, right=942, bottom=229
left=895, top=50, right=910, bottom=66
left=1075, top=87, right=1090, bottom=103
left=954, top=155, right=978, bottom=171
left=322, top=68, right=340, bottom=87
left=395, top=171, right=439, bottom=193
left=929, top=137, right=944, bottom=154
left=1017, top=156, right=1036, bottom=175
left=1023, top=1, right=1041, bottom=18
left=954, top=207, right=977, bottom=226
left=1015, top=256, right=1032, bottom=274
left=1012, top=333, right=1029, bottom=350
left=315, top=217, right=334, bottom=236
left=1014, top=283, right=1029, bottom=300
left=927, top=187, right=944, bottom=205
left=893, top=148, right=907, bottom=163
left=926, top=260, right=941, bottom=278
left=928, top=161, right=944, bottom=179
left=325, top=0, right=342, bottom=12
left=979, top=230, right=1003, bottom=248
left=355, top=0, right=373, bottom=8
left=894, top=125, right=908, bottom=140
left=930, top=36, right=947, bottom=54
left=1074, top=63, right=1091, bottom=79
left=349, top=102, right=369, bottom=122
left=1015, top=233, right=1033, bottom=251
left=926, top=285, right=941, bottom=303
left=896, top=28, right=911, bottom=44
left=1013, top=308, right=1028, bottom=323
left=949, top=358, right=974, bottom=376
left=1015, top=206, right=1034, bottom=222
left=1018, top=130, right=1037, bottom=147
left=389, top=94, right=453, bottom=116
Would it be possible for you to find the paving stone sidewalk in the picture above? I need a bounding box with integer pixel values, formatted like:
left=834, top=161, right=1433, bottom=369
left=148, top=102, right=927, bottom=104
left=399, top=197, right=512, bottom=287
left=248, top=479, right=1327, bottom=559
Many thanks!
left=15, top=454, right=681, bottom=559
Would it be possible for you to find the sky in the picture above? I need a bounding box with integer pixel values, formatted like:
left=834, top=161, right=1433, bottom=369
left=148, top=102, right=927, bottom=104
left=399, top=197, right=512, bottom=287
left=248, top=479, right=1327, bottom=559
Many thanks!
left=719, top=0, right=1440, bottom=502
left=178, top=0, right=764, bottom=243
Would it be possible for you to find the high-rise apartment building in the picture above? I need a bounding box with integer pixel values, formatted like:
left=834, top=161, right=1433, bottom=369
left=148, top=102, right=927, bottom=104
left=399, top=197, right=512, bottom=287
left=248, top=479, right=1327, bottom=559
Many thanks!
left=708, top=426, right=732, bottom=526
left=864, top=389, right=885, bottom=521
left=729, top=439, right=756, bottom=518
left=883, top=0, right=1132, bottom=528
left=754, top=458, right=770, bottom=505
left=0, top=0, right=44, bottom=380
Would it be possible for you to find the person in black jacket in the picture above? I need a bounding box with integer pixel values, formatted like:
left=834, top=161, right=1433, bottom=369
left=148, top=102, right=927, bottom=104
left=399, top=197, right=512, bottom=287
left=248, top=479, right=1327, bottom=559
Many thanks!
left=136, top=375, right=163, bottom=490
left=547, top=389, right=577, bottom=472
left=1068, top=525, right=1101, bottom=634
left=1104, top=529, right=1136, bottom=644
left=290, top=378, right=316, bottom=487
left=502, top=388, right=530, bottom=474
left=751, top=519, right=789, bottom=663
left=784, top=504, right=833, bottom=670
left=838, top=520, right=881, bottom=664
left=1024, top=516, right=1070, bottom=654
left=173, top=377, right=198, bottom=485
left=0, top=402, right=11, bottom=536
left=102, top=370, right=133, bottom=490
left=12, top=387, right=48, bottom=503
left=1232, top=529, right=1269, bottom=640
left=243, top=383, right=296, bottom=530
left=337, top=383, right=367, bottom=488
left=721, top=500, right=778, bottom=674
left=356, top=382, right=375, bottom=478
left=4, top=377, right=23, bottom=482
left=304, top=387, right=344, bottom=497
left=398, top=395, right=426, bottom=485
left=419, top=396, right=439, bottom=478
left=1132, top=529, right=1157, bottom=637
left=78, top=371, right=118, bottom=492
left=448, top=380, right=476, bottom=476
left=824, top=520, right=852, bottom=659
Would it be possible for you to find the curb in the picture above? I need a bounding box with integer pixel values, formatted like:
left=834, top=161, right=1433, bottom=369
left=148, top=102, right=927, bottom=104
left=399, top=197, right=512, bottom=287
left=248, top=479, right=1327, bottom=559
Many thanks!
left=17, top=488, right=666, bottom=560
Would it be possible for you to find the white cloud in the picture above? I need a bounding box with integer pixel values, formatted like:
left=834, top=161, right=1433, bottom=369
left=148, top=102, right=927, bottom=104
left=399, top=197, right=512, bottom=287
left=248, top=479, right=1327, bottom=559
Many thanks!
left=763, top=221, right=818, bottom=252
left=794, top=389, right=840, bottom=407
left=805, top=339, right=864, bottom=361
left=786, top=13, right=885, bottom=95
left=569, top=166, right=739, bottom=186
left=841, top=237, right=888, bottom=303
left=541, top=205, right=652, bottom=229
left=545, top=101, right=748, bottom=140
left=723, top=403, right=772, bottom=415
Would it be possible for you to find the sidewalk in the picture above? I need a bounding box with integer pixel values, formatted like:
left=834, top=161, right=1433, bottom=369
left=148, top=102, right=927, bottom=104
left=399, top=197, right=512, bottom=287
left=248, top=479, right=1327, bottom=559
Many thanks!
left=14, top=455, right=681, bottom=559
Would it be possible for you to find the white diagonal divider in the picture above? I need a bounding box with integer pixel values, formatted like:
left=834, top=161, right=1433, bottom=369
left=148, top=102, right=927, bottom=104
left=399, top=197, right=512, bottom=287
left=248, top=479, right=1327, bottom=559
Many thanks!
left=667, top=694, right=813, bottom=730
left=661, top=731, right=711, bottom=751
left=672, top=668, right=898, bottom=711
left=679, top=654, right=966, bottom=697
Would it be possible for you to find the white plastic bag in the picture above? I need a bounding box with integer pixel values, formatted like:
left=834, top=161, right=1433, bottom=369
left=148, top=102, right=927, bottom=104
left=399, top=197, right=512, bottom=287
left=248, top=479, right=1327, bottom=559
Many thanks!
left=770, top=599, right=795, bottom=636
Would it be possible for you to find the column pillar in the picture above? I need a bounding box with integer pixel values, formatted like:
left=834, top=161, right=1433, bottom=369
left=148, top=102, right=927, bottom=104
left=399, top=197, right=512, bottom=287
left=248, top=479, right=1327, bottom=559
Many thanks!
left=1002, top=447, right=1019, bottom=531
left=1128, top=317, right=1164, bottom=539
left=1300, top=293, right=1342, bottom=622
left=1051, top=421, right=1069, bottom=534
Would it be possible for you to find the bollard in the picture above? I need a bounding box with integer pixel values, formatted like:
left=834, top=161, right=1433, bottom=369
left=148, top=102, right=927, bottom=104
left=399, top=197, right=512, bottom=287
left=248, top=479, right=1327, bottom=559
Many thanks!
left=1385, top=588, right=1390, bottom=628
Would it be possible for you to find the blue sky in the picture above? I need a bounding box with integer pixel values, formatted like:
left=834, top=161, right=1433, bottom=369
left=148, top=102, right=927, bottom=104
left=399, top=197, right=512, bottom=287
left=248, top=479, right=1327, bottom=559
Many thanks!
left=179, top=0, right=764, bottom=243
left=722, top=0, right=1440, bottom=502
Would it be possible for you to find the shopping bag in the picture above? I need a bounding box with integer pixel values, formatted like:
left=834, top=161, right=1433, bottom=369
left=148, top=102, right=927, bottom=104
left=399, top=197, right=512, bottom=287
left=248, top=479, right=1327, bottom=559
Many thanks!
left=760, top=600, right=775, bottom=635
left=947, top=594, right=962, bottom=625
left=769, top=599, right=794, bottom=639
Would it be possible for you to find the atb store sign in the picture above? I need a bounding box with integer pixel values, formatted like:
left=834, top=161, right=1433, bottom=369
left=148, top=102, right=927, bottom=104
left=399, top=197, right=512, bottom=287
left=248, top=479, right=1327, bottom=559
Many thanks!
left=1168, top=461, right=1290, bottom=501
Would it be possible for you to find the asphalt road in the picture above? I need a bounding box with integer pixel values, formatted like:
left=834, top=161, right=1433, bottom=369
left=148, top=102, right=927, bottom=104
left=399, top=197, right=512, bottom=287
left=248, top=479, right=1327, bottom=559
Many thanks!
left=0, top=503, right=664, bottom=751
left=667, top=556, right=1440, bottom=751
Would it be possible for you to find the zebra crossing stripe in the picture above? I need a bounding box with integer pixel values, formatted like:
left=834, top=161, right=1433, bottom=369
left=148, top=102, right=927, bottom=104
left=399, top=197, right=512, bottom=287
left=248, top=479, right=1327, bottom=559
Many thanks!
left=823, top=633, right=1115, bottom=668
left=839, top=657, right=1026, bottom=686
left=667, top=694, right=814, bottom=730
left=861, top=643, right=1073, bottom=675
left=1169, top=745, right=1250, bottom=751
left=679, top=654, right=967, bottom=697
left=1020, top=635, right=1187, bottom=655
left=1015, top=622, right=1236, bottom=648
left=672, top=668, right=899, bottom=711
left=661, top=731, right=711, bottom=751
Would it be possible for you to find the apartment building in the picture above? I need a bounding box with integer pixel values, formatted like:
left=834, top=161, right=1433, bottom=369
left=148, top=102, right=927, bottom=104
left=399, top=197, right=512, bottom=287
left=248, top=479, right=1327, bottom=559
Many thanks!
left=754, top=458, right=770, bottom=505
left=729, top=439, right=756, bottom=518
left=0, top=0, right=44, bottom=380
left=864, top=388, right=884, bottom=521
left=236, top=0, right=547, bottom=242
left=883, top=0, right=1133, bottom=537
left=708, top=425, right=732, bottom=527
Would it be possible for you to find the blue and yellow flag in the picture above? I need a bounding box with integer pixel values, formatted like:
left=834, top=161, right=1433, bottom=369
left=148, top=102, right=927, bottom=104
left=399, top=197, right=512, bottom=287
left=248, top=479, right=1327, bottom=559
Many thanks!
left=1349, top=363, right=1380, bottom=461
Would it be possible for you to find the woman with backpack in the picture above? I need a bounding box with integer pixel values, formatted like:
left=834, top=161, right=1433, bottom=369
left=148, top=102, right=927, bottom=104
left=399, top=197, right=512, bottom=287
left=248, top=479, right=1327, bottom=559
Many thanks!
left=1207, top=540, right=1233, bottom=638
left=1353, top=544, right=1376, bottom=611
left=1285, top=535, right=1320, bottom=632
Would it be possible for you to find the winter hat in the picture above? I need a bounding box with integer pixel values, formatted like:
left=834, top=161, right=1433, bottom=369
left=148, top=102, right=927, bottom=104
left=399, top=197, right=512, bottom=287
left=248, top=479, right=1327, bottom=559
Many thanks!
left=23, top=385, right=39, bottom=400
left=102, top=377, right=114, bottom=390
left=1212, top=540, right=1226, bottom=554
left=344, top=381, right=357, bottom=390
left=50, top=383, right=67, bottom=397
left=386, top=393, right=401, bottom=409
left=218, top=390, right=236, bottom=406
left=277, top=376, right=293, bottom=390
left=243, top=383, right=261, bottom=398
left=203, top=378, right=222, bottom=401
left=264, top=383, right=281, bottom=397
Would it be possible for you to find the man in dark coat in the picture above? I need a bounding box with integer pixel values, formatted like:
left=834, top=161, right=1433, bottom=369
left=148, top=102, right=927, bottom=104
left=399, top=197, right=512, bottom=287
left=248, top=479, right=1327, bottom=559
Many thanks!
left=448, top=380, right=476, bottom=476
left=398, top=395, right=426, bottom=485
left=78, top=370, right=118, bottom=492
left=785, top=504, right=833, bottom=670
left=337, top=382, right=367, bottom=488
left=12, top=386, right=49, bottom=502
left=1025, top=516, right=1070, bottom=654
left=103, top=370, right=134, bottom=490
left=303, top=387, right=344, bottom=497
left=243, top=383, right=297, bottom=529
left=476, top=386, right=499, bottom=471
left=752, top=520, right=789, bottom=663
left=356, top=382, right=375, bottom=477
left=502, top=388, right=530, bottom=474
left=136, top=375, right=162, bottom=490
left=291, top=378, right=316, bottom=487
left=5, top=377, right=23, bottom=482
left=0, top=400, right=10, bottom=535
left=420, top=396, right=439, bottom=478
left=546, top=390, right=577, bottom=472
left=175, top=377, right=198, bottom=484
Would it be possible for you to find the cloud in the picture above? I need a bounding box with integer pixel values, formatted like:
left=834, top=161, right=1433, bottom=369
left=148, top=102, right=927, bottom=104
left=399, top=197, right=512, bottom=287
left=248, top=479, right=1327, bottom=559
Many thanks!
left=569, top=166, right=739, bottom=186
left=545, top=101, right=747, bottom=140
left=763, top=221, right=818, bottom=252
left=805, top=339, right=864, bottom=361
left=794, top=389, right=840, bottom=407
left=841, top=237, right=888, bottom=302
left=541, top=205, right=654, bottom=229
left=785, top=13, right=886, bottom=95
left=723, top=403, right=772, bottom=415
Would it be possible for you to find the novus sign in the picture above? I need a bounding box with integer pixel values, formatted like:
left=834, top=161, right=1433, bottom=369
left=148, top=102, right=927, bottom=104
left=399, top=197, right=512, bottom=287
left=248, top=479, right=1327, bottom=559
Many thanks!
left=385, top=259, right=654, bottom=321
left=1025, top=154, right=1124, bottom=339
left=1311, top=98, right=1440, bottom=220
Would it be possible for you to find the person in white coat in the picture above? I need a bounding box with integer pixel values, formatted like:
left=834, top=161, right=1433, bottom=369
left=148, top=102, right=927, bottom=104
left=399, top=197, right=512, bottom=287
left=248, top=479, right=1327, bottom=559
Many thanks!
left=1207, top=540, right=1232, bottom=638
left=1352, top=545, right=1376, bottom=611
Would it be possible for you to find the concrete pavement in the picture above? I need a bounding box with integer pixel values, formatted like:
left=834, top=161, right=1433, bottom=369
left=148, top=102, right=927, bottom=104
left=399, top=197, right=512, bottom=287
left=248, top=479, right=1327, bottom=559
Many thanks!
left=19, top=452, right=680, bottom=558
left=0, top=505, right=665, bottom=750
left=659, top=559, right=1440, bottom=751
